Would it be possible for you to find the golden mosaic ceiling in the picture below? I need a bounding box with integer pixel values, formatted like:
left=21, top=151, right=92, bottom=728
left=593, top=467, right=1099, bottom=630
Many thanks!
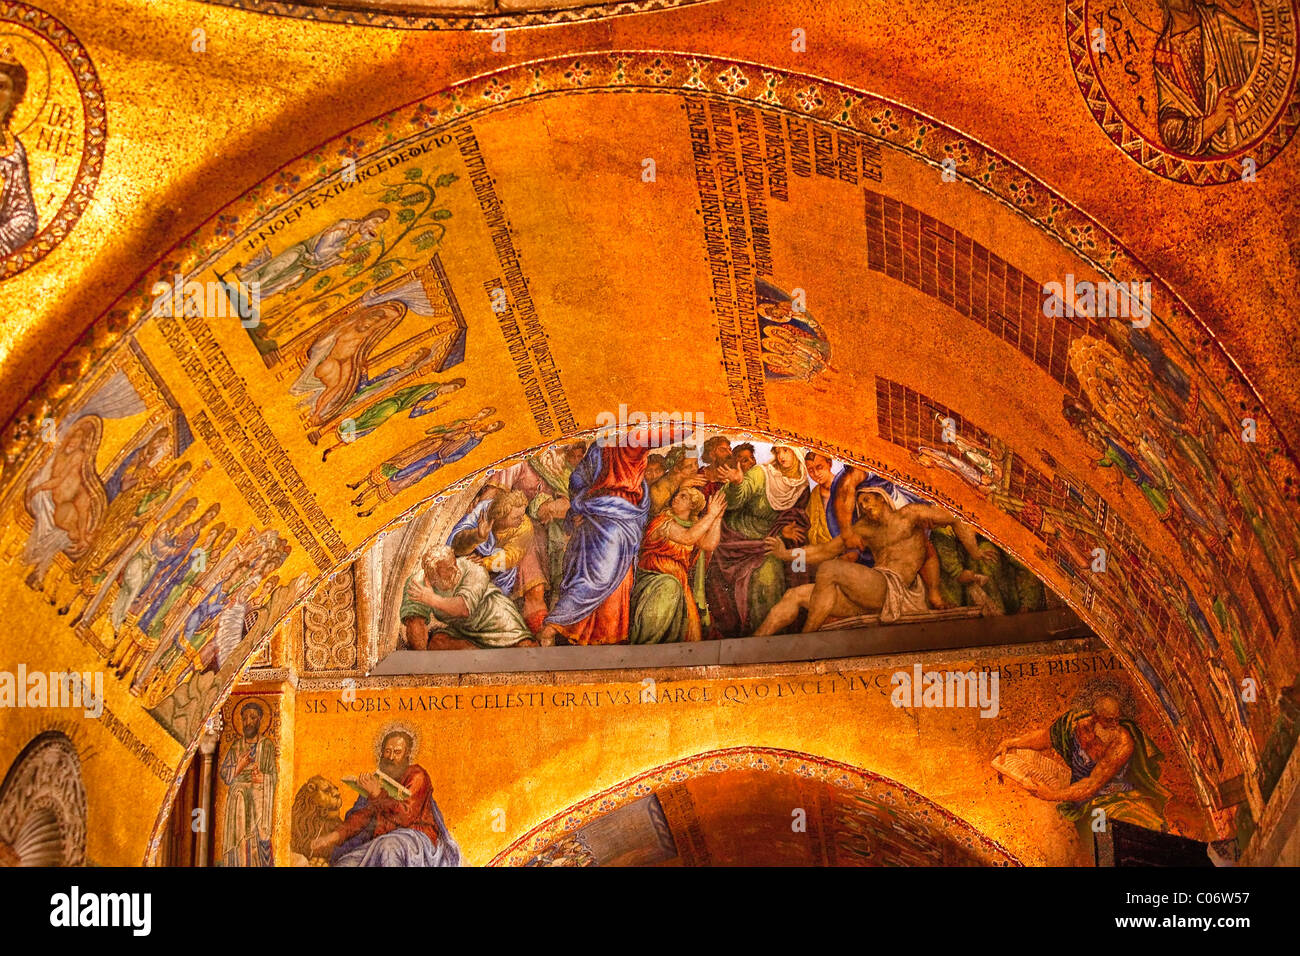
left=0, top=0, right=1297, bottom=867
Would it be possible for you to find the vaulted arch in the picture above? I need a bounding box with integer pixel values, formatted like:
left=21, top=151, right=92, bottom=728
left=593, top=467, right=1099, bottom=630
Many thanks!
left=491, top=747, right=1024, bottom=866
left=1, top=26, right=1297, bottom=868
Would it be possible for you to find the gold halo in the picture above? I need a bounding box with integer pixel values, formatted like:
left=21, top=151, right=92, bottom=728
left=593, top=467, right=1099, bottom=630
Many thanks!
left=232, top=696, right=272, bottom=738
left=374, top=722, right=418, bottom=762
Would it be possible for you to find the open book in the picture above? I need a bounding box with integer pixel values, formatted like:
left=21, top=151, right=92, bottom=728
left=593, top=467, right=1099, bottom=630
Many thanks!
left=342, top=771, right=412, bottom=801
left=992, top=748, right=1071, bottom=790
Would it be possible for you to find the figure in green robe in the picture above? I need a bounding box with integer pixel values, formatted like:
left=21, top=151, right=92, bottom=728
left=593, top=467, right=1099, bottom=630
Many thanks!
left=703, top=447, right=809, bottom=638
left=219, top=700, right=278, bottom=866
left=996, top=696, right=1171, bottom=834
left=400, top=550, right=531, bottom=649
left=321, top=378, right=465, bottom=461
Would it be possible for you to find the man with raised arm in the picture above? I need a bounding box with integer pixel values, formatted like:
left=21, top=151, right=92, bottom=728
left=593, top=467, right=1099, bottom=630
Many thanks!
left=535, top=420, right=692, bottom=646
left=755, top=486, right=975, bottom=634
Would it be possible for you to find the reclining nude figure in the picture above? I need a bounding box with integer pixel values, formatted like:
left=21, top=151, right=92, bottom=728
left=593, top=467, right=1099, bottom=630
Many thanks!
left=755, top=486, right=980, bottom=634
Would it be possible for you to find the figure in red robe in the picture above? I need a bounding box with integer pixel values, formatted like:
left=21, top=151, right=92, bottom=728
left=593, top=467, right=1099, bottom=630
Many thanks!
left=537, top=421, right=692, bottom=645
left=311, top=730, right=461, bottom=867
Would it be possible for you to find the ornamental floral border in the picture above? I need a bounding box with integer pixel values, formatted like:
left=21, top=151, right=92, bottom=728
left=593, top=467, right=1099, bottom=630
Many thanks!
left=197, top=0, right=717, bottom=32
left=1064, top=0, right=1300, bottom=185
left=0, top=1, right=107, bottom=280
left=487, top=745, right=1024, bottom=866
left=4, top=50, right=1293, bottom=502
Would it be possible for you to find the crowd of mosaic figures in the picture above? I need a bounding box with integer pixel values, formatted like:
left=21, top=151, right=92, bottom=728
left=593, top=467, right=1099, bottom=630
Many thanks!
left=397, top=429, right=1046, bottom=651
left=7, top=386, right=306, bottom=712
